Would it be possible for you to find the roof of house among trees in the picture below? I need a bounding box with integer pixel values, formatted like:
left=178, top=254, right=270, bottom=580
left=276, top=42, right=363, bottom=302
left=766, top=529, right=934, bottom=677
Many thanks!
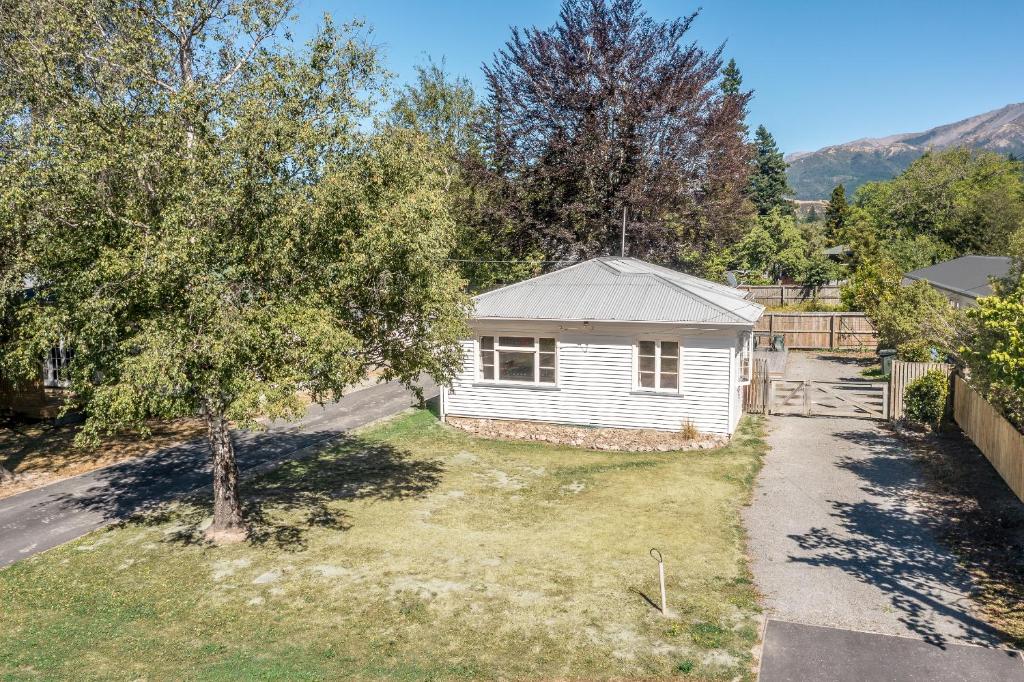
left=903, top=255, right=1013, bottom=299
left=472, top=257, right=764, bottom=325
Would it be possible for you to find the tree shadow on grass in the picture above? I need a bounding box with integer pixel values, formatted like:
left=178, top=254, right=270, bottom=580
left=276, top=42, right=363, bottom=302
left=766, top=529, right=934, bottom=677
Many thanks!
left=48, top=427, right=444, bottom=552
left=785, top=426, right=1005, bottom=648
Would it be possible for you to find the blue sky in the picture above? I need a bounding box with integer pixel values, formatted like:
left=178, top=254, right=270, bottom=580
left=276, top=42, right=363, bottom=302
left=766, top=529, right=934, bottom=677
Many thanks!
left=293, top=1, right=1024, bottom=154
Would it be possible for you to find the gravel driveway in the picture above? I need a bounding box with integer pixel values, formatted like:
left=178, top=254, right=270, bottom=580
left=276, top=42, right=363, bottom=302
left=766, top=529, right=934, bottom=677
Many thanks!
left=744, top=353, right=1003, bottom=647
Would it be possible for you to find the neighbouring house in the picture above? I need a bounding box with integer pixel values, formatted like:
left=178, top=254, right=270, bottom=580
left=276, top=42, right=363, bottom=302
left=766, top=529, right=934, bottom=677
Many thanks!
left=902, top=255, right=1013, bottom=308
left=440, top=257, right=765, bottom=436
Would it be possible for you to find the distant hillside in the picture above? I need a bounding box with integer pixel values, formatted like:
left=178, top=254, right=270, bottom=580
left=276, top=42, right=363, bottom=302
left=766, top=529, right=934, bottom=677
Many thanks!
left=786, top=102, right=1024, bottom=199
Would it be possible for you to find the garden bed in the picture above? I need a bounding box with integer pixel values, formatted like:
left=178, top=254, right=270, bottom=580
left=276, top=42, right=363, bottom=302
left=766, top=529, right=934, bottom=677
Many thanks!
left=445, top=415, right=728, bottom=451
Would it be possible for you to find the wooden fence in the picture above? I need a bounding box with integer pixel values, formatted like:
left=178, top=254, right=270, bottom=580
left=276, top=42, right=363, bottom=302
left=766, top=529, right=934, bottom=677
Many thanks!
left=953, top=375, right=1024, bottom=503
left=743, top=358, right=770, bottom=414
left=738, top=284, right=842, bottom=307
left=753, top=312, right=878, bottom=350
left=888, top=361, right=953, bottom=421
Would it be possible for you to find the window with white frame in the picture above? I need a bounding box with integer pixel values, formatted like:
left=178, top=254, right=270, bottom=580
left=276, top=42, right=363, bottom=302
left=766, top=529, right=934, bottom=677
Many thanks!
left=739, top=331, right=753, bottom=384
left=42, top=344, right=73, bottom=389
left=636, top=339, right=679, bottom=391
left=479, top=336, right=556, bottom=384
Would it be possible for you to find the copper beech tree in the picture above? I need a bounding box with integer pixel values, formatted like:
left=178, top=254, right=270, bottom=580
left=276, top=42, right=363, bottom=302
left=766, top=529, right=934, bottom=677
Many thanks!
left=0, top=1, right=468, bottom=541
left=481, top=0, right=754, bottom=264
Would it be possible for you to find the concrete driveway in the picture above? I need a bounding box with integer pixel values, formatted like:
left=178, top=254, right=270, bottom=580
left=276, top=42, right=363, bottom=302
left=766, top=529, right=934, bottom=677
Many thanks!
left=745, top=353, right=1023, bottom=679
left=0, top=379, right=436, bottom=568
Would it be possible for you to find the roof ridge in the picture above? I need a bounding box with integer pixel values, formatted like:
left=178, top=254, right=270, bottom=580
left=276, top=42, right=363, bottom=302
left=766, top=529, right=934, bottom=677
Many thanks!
left=473, top=259, right=593, bottom=301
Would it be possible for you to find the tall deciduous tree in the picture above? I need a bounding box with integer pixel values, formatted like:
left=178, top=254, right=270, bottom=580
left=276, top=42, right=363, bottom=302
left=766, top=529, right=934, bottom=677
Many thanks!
left=0, top=0, right=468, bottom=541
left=856, top=149, right=1024, bottom=256
left=481, top=0, right=753, bottom=264
left=389, top=62, right=541, bottom=291
left=749, top=125, right=793, bottom=216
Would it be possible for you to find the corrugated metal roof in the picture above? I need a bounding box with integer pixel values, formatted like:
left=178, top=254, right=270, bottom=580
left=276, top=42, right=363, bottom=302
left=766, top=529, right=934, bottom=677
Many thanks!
left=903, top=255, right=1013, bottom=299
left=472, top=257, right=764, bottom=324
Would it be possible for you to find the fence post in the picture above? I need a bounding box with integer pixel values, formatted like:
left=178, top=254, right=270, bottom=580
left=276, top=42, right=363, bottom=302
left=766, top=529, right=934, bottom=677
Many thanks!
left=829, top=315, right=836, bottom=349
left=803, top=380, right=811, bottom=416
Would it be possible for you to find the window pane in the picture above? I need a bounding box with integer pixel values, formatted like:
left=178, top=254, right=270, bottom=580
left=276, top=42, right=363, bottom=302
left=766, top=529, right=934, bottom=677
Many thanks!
left=639, top=371, right=655, bottom=388
left=660, top=356, right=678, bottom=373
left=539, top=352, right=556, bottom=369
left=539, top=338, right=556, bottom=352
left=539, top=368, right=556, bottom=383
left=480, top=348, right=495, bottom=381
left=660, top=373, right=678, bottom=390
left=638, top=340, right=656, bottom=356
left=498, top=336, right=534, bottom=348
left=480, top=336, right=494, bottom=350
left=498, top=351, right=535, bottom=381
left=661, top=341, right=679, bottom=358
left=638, top=355, right=655, bottom=373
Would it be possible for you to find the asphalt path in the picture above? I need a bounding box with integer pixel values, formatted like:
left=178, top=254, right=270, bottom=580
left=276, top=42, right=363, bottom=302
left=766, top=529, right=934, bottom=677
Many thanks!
left=0, top=379, right=436, bottom=567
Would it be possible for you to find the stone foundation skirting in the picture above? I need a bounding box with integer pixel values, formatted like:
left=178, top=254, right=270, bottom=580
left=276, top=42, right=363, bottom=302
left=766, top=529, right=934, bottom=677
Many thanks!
left=444, top=415, right=727, bottom=452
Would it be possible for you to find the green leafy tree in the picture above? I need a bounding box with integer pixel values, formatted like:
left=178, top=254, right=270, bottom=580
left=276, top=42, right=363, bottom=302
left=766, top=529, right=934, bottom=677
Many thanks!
left=856, top=148, right=1024, bottom=256
left=0, top=1, right=468, bottom=541
left=962, top=272, right=1024, bottom=427
left=824, top=184, right=849, bottom=242
left=389, top=61, right=539, bottom=291
left=749, top=125, right=794, bottom=216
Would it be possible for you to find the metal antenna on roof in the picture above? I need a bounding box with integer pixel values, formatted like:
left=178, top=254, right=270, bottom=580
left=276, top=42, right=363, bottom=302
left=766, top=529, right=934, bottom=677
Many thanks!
left=620, top=206, right=627, bottom=257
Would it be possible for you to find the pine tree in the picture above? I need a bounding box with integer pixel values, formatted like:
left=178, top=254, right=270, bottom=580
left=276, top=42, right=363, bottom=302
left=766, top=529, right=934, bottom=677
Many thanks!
left=721, top=58, right=742, bottom=95
left=749, top=125, right=793, bottom=216
left=806, top=206, right=819, bottom=223
left=825, top=184, right=850, bottom=242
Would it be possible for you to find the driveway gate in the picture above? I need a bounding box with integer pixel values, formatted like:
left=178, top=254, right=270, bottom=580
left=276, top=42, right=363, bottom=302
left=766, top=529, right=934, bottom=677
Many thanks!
left=768, top=379, right=889, bottom=419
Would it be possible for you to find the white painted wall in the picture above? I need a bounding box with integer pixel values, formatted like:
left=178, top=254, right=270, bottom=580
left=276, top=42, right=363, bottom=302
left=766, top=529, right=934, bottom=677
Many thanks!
left=443, top=320, right=749, bottom=435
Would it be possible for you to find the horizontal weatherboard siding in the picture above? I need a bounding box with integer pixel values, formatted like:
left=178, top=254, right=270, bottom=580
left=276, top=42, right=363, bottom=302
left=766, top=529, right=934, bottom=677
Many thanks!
left=445, top=326, right=736, bottom=434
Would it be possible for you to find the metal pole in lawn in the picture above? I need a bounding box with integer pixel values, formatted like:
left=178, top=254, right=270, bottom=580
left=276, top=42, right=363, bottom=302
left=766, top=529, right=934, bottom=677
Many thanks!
left=650, top=548, right=666, bottom=616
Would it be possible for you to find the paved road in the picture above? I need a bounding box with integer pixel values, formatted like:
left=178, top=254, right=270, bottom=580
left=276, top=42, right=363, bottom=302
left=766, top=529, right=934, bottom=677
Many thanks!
left=760, top=619, right=1023, bottom=682
left=0, top=379, right=436, bottom=568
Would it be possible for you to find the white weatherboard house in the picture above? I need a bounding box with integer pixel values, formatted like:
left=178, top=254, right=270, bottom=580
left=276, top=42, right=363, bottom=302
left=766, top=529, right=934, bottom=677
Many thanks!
left=440, top=257, right=765, bottom=436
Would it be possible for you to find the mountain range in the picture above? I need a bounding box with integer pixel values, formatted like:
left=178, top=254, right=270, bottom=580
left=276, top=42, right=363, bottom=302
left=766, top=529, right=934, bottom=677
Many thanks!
left=785, top=102, right=1024, bottom=199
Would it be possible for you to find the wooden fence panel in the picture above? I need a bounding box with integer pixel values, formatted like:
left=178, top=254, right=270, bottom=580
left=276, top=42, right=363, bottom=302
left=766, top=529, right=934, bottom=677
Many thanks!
left=888, top=361, right=952, bottom=421
left=743, top=358, right=769, bottom=414
left=738, top=284, right=842, bottom=307
left=953, top=375, right=1024, bottom=503
left=753, top=312, right=877, bottom=350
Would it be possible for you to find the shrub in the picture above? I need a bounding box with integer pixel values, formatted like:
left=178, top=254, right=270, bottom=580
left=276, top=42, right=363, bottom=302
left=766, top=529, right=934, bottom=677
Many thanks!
left=895, top=339, right=934, bottom=362
left=904, top=370, right=949, bottom=428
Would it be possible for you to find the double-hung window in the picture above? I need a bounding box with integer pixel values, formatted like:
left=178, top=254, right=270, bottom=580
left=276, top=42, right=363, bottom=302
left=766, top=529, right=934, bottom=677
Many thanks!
left=479, top=336, right=557, bottom=385
left=636, top=340, right=679, bottom=392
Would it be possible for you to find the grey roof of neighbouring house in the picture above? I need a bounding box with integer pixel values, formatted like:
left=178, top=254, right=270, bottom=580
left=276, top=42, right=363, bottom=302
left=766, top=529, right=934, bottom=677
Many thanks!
left=471, top=257, right=764, bottom=325
left=903, top=255, right=1013, bottom=299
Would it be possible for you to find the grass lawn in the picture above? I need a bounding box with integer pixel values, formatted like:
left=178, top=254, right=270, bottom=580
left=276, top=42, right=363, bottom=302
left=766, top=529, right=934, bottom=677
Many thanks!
left=0, top=411, right=767, bottom=681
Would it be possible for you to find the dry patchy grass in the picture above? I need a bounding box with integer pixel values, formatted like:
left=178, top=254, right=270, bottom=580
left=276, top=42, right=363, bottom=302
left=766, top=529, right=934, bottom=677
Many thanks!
left=0, top=411, right=767, bottom=680
left=0, top=418, right=205, bottom=499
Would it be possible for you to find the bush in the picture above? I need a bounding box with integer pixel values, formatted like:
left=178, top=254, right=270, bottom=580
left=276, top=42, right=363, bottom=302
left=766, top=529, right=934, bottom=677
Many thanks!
left=895, top=339, right=934, bottom=362
left=904, top=370, right=949, bottom=428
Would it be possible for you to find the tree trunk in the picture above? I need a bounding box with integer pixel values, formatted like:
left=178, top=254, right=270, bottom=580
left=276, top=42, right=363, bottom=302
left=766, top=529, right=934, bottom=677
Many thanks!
left=203, top=404, right=246, bottom=543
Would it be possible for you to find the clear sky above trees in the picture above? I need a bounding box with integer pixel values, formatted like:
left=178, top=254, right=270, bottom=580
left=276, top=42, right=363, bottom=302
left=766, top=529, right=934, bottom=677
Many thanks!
left=293, top=0, right=1024, bottom=155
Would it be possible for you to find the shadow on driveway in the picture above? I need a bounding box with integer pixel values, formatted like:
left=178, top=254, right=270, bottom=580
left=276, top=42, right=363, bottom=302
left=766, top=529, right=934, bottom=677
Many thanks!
left=786, top=426, right=1004, bottom=647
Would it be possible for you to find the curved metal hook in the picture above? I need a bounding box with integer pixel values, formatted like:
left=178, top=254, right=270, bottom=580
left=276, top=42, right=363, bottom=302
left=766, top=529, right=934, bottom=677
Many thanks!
left=650, top=548, right=663, bottom=563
